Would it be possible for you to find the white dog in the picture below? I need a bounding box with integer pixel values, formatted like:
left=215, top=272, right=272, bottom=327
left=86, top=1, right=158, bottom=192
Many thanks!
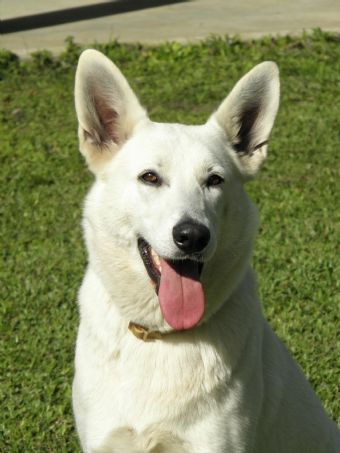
left=72, top=49, right=339, bottom=453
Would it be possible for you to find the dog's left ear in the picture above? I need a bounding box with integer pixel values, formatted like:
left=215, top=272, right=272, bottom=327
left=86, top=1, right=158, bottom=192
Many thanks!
left=75, top=49, right=148, bottom=174
left=212, top=61, right=280, bottom=178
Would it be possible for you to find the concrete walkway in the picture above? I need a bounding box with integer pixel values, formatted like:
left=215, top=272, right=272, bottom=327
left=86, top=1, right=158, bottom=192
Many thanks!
left=1, top=0, right=340, bottom=56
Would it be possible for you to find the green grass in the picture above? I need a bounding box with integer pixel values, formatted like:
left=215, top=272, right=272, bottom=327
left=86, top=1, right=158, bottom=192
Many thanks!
left=1, top=30, right=339, bottom=450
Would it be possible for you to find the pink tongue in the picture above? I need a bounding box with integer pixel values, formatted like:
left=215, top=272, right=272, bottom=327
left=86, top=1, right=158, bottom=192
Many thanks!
left=158, top=259, right=205, bottom=330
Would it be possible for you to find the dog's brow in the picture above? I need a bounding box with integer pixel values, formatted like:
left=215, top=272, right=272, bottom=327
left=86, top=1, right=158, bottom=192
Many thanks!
left=253, top=140, right=268, bottom=151
left=206, top=164, right=225, bottom=174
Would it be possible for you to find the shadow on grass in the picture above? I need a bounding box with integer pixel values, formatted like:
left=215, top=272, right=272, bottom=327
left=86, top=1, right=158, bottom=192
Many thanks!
left=1, top=0, right=189, bottom=34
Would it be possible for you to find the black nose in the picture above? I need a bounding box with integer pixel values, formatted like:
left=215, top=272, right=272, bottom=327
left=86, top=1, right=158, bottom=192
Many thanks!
left=173, top=220, right=210, bottom=254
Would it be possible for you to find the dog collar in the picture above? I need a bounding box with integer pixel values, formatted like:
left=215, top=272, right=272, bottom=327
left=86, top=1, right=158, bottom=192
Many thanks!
left=128, top=321, right=173, bottom=341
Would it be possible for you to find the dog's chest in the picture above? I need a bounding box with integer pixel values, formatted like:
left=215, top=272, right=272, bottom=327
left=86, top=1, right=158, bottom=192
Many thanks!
left=75, top=326, right=232, bottom=448
left=106, top=338, right=227, bottom=423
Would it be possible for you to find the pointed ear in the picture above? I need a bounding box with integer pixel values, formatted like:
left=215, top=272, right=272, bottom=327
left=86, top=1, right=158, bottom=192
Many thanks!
left=75, top=49, right=148, bottom=174
left=212, top=61, right=280, bottom=178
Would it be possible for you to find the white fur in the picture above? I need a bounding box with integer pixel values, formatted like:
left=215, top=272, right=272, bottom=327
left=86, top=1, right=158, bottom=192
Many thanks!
left=73, top=49, right=339, bottom=453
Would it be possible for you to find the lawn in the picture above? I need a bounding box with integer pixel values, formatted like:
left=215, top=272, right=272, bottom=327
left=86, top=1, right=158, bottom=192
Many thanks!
left=0, top=30, right=339, bottom=451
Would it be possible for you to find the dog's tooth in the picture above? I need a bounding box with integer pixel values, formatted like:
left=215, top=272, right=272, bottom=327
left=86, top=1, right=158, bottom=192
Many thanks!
left=151, top=248, right=161, bottom=271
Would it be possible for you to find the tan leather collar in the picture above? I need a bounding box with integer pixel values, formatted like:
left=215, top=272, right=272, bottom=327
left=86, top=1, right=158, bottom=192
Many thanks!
left=128, top=321, right=173, bottom=341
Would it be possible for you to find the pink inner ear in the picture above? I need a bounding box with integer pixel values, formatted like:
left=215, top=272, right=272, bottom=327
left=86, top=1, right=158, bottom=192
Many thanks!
left=94, top=96, right=119, bottom=144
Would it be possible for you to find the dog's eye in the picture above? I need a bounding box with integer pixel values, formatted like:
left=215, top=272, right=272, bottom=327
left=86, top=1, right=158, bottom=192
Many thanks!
left=206, top=174, right=224, bottom=187
left=139, top=171, right=161, bottom=186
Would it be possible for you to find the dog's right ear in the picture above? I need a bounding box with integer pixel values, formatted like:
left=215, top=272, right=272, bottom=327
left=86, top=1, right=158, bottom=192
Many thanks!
left=75, top=49, right=148, bottom=174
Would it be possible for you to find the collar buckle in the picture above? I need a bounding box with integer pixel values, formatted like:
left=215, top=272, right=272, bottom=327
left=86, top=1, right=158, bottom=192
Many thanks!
left=128, top=321, right=164, bottom=341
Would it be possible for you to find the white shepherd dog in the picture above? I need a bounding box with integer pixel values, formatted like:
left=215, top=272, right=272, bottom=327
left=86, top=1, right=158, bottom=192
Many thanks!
left=73, top=49, right=339, bottom=453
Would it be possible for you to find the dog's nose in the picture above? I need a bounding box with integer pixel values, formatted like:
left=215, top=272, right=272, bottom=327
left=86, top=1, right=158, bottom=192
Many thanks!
left=173, top=221, right=210, bottom=254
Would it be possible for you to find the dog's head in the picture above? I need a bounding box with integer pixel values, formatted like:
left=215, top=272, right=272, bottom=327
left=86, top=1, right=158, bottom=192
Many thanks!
left=75, top=50, right=279, bottom=332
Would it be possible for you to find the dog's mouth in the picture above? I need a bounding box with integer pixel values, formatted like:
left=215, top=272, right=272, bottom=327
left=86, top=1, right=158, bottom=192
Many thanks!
left=138, top=238, right=162, bottom=290
left=138, top=238, right=204, bottom=331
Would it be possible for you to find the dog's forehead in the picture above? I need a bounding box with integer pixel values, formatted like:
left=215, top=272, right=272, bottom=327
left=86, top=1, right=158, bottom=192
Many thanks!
left=123, top=121, right=228, bottom=171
